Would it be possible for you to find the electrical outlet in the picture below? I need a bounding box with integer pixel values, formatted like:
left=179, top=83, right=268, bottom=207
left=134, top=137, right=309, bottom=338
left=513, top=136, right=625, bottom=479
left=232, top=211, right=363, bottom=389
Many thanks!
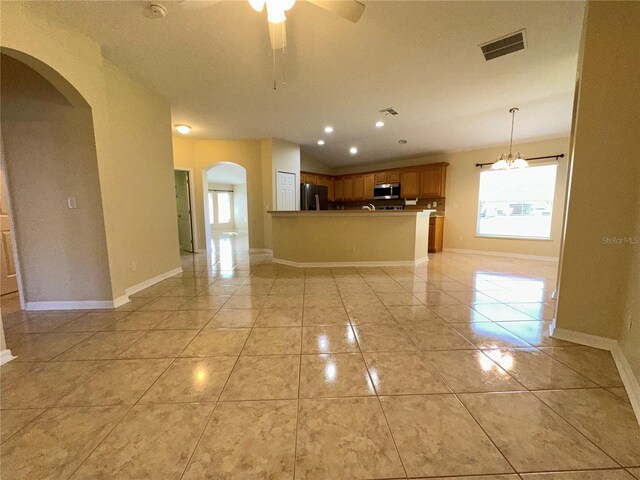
left=131, top=261, right=137, bottom=271
left=67, top=197, right=77, bottom=209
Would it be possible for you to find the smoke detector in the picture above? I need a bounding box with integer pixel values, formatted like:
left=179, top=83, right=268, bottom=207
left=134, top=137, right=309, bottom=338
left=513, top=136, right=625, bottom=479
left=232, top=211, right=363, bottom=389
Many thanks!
left=148, top=4, right=167, bottom=18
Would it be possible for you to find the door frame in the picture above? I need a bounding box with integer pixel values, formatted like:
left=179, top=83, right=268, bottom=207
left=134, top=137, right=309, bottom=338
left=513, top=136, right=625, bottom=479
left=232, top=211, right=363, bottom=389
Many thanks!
left=174, top=168, right=198, bottom=253
left=0, top=138, right=25, bottom=310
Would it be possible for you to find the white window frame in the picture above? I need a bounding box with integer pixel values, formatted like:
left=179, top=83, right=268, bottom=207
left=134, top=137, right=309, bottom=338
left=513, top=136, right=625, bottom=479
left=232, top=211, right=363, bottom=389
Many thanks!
left=475, top=164, right=557, bottom=241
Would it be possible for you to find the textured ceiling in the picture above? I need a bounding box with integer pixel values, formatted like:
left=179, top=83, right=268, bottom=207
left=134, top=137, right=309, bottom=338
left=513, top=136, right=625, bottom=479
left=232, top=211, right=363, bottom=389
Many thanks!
left=25, top=1, right=585, bottom=166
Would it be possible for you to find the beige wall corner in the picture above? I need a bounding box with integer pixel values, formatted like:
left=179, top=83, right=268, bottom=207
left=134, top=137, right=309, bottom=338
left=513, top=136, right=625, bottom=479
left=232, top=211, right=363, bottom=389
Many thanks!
left=555, top=1, right=640, bottom=379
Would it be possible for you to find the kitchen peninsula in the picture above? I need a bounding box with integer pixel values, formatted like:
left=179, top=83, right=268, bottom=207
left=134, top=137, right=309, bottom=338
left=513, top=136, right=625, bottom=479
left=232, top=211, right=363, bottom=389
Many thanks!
left=269, top=210, right=434, bottom=267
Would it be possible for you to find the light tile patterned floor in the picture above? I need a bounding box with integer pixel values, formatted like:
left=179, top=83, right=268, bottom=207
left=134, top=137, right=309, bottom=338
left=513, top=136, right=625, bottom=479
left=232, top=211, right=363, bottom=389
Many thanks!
left=1, top=233, right=639, bottom=479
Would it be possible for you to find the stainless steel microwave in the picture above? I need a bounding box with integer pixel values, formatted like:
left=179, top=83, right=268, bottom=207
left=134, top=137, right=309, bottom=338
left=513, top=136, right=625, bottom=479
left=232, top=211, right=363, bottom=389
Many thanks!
left=373, top=183, right=400, bottom=199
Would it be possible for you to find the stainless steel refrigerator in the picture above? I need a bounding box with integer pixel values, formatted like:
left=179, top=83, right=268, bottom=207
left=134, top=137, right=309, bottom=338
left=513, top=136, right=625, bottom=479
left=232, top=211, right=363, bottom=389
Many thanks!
left=300, top=184, right=328, bottom=210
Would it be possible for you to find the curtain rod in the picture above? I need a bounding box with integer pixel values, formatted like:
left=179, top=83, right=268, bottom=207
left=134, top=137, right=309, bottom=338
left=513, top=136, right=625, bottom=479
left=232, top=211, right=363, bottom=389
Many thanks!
left=208, top=189, right=234, bottom=193
left=475, top=153, right=564, bottom=168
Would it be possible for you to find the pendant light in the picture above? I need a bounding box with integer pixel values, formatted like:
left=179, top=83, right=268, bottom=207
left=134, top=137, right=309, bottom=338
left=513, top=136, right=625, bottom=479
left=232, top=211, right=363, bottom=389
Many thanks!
left=492, top=107, right=528, bottom=170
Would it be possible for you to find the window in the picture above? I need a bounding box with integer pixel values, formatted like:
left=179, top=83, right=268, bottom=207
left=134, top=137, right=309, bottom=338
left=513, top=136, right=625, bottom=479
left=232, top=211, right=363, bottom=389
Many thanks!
left=477, top=164, right=557, bottom=239
left=208, top=192, right=215, bottom=225
left=208, top=190, right=233, bottom=226
left=217, top=192, right=231, bottom=224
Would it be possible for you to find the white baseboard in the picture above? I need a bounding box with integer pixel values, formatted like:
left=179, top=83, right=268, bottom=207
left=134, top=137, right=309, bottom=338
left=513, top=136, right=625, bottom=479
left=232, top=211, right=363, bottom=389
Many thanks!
left=443, top=247, right=559, bottom=262
left=25, top=300, right=117, bottom=311
left=272, top=257, right=429, bottom=268
left=0, top=349, right=16, bottom=365
left=550, top=323, right=640, bottom=426
left=550, top=325, right=619, bottom=350
left=23, top=267, right=183, bottom=311
left=124, top=267, right=183, bottom=297
left=112, top=295, right=130, bottom=308
left=249, top=248, right=273, bottom=254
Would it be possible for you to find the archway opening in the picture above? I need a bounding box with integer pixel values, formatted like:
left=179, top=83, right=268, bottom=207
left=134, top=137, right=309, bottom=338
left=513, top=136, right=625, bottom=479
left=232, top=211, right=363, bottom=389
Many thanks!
left=0, top=52, right=112, bottom=310
left=203, top=162, right=249, bottom=268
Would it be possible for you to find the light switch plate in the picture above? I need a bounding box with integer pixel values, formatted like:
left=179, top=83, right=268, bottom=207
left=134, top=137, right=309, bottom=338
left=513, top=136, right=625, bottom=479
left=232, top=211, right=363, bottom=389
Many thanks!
left=67, top=197, right=77, bottom=209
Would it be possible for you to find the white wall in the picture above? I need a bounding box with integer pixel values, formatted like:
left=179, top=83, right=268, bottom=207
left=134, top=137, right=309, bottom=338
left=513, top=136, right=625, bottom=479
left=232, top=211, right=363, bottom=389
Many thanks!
left=271, top=138, right=301, bottom=211
left=233, top=183, right=249, bottom=232
left=301, top=152, right=332, bottom=175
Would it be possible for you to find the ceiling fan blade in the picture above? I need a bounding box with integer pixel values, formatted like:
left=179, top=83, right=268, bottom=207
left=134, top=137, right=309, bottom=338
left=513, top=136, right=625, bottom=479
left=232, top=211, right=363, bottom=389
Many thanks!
left=307, top=0, right=365, bottom=23
left=179, top=0, right=221, bottom=11
left=268, top=21, right=287, bottom=50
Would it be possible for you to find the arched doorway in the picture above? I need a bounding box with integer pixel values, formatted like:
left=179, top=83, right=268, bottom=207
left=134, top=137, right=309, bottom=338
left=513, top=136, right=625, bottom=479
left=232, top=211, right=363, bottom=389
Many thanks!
left=0, top=51, right=111, bottom=310
left=202, top=162, right=249, bottom=267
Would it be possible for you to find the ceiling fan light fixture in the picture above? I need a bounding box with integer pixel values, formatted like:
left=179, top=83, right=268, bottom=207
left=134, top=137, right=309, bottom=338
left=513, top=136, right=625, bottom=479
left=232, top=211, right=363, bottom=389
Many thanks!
left=262, top=0, right=296, bottom=23
left=248, top=0, right=266, bottom=12
left=324, top=126, right=334, bottom=134
left=375, top=121, right=384, bottom=128
left=317, top=140, right=325, bottom=145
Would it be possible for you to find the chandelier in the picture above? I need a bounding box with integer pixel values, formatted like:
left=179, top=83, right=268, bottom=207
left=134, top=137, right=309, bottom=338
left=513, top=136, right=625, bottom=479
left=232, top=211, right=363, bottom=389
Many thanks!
left=492, top=107, right=529, bottom=170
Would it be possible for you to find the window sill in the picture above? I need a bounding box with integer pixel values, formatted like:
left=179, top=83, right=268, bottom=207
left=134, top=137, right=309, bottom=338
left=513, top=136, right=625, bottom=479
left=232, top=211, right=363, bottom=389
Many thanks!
left=475, top=234, right=553, bottom=242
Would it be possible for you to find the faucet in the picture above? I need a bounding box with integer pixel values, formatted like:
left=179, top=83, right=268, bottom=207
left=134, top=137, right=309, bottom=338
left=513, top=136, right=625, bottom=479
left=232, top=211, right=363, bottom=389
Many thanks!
left=370, top=204, right=376, bottom=210
left=362, top=205, right=372, bottom=211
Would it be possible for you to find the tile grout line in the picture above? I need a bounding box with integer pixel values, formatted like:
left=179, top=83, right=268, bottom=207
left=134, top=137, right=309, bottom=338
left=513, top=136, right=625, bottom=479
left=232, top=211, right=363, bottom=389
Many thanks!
left=291, top=267, right=307, bottom=480
left=353, top=267, right=411, bottom=480
left=177, top=251, right=266, bottom=480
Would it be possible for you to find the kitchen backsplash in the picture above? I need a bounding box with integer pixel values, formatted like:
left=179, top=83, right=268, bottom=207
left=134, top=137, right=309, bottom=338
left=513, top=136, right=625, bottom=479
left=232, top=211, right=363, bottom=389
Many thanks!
left=331, top=198, right=446, bottom=215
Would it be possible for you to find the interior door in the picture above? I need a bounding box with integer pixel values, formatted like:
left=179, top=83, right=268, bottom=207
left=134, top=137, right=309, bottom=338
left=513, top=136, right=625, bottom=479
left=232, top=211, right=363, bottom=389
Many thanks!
left=174, top=170, right=194, bottom=252
left=1, top=162, right=18, bottom=295
left=276, top=171, right=297, bottom=210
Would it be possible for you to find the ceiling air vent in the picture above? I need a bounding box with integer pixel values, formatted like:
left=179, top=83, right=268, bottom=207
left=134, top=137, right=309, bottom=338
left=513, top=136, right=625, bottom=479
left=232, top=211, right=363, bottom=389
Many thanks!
left=480, top=29, right=526, bottom=61
left=379, top=107, right=398, bottom=116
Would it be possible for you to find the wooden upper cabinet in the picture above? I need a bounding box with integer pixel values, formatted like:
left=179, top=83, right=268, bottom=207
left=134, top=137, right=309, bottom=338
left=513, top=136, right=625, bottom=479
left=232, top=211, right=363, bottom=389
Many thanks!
left=306, top=174, right=318, bottom=185
left=343, top=177, right=354, bottom=200
left=334, top=178, right=344, bottom=201
left=374, top=172, right=387, bottom=184
left=420, top=164, right=448, bottom=197
left=327, top=177, right=335, bottom=202
left=352, top=175, right=364, bottom=200
left=300, top=173, right=307, bottom=184
left=387, top=170, right=400, bottom=183
left=400, top=169, right=420, bottom=198
left=363, top=174, right=375, bottom=199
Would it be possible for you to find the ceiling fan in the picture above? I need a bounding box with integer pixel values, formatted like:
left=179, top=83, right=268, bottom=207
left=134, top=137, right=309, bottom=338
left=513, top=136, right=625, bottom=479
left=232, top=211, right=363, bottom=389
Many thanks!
left=179, top=0, right=366, bottom=50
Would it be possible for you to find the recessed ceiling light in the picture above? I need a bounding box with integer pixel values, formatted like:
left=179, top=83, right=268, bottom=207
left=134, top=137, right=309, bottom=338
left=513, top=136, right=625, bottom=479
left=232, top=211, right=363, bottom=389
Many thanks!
left=349, top=146, right=358, bottom=155
left=175, top=124, right=191, bottom=135
left=398, top=139, right=408, bottom=144
left=317, top=140, right=325, bottom=146
left=324, top=126, right=334, bottom=134
left=375, top=121, right=384, bottom=128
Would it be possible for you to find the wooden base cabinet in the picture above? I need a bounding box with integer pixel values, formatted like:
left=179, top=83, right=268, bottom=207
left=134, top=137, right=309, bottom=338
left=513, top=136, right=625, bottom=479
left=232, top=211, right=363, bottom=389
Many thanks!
left=428, top=216, right=444, bottom=253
